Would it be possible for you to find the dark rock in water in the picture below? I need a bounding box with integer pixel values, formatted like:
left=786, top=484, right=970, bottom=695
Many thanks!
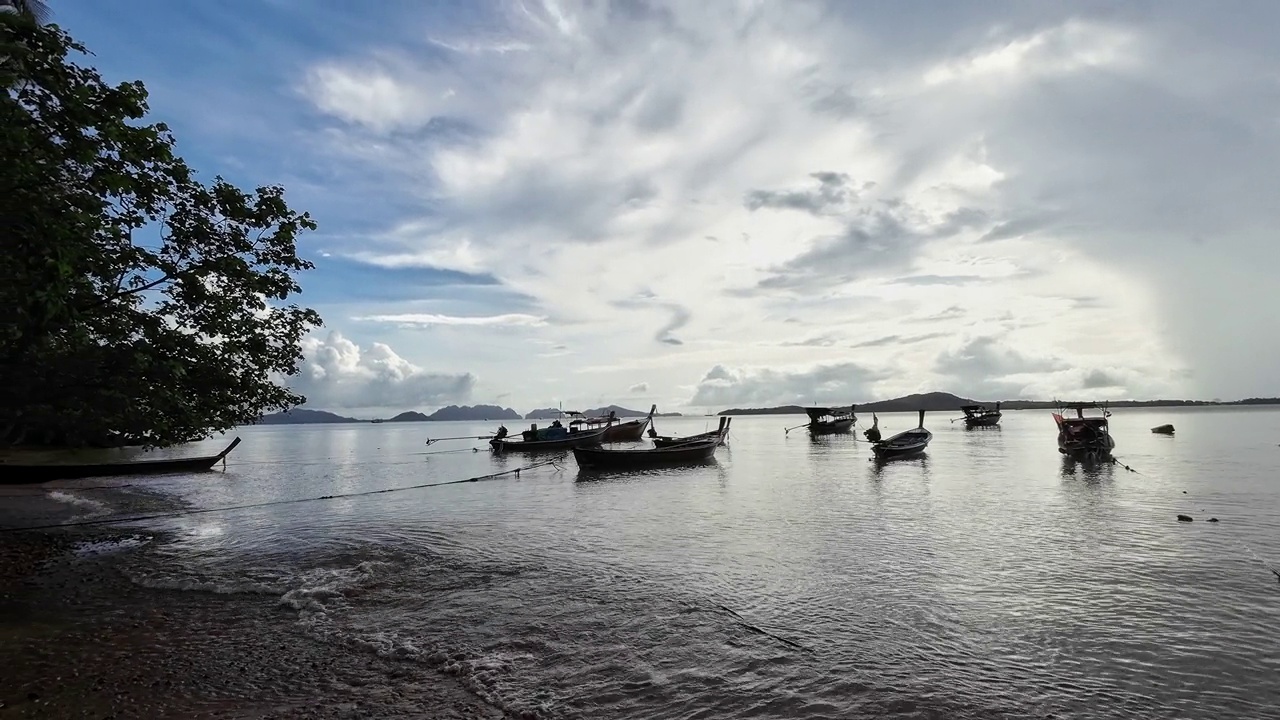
left=1151, top=424, right=1175, bottom=434
left=1208, top=517, right=1219, bottom=523
left=1177, top=514, right=1194, bottom=522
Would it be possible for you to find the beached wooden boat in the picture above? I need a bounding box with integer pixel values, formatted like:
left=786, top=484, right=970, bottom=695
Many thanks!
left=489, top=425, right=607, bottom=453
left=1053, top=403, right=1116, bottom=460
left=652, top=417, right=731, bottom=448
left=871, top=411, right=931, bottom=461
left=1151, top=424, right=1175, bottom=435
left=0, top=437, right=242, bottom=484
left=573, top=438, right=719, bottom=469
left=958, top=403, right=1002, bottom=428
left=802, top=406, right=856, bottom=436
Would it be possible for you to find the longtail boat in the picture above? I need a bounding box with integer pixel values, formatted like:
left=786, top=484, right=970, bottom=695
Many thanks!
left=1053, top=402, right=1115, bottom=460
left=863, top=413, right=882, bottom=442
left=802, top=406, right=856, bottom=436
left=871, top=411, right=931, bottom=461
left=958, top=402, right=1002, bottom=428
left=573, top=438, right=718, bottom=470
left=489, top=424, right=607, bottom=453
left=565, top=405, right=656, bottom=443
left=0, top=437, right=242, bottom=484
left=651, top=417, right=731, bottom=448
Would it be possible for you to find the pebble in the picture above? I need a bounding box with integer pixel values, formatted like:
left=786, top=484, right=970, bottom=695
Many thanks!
left=1177, top=514, right=1193, bottom=522
left=1208, top=517, right=1219, bottom=523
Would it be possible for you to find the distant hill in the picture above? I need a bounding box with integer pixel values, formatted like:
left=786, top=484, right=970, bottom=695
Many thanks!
left=861, top=392, right=976, bottom=412
left=422, top=405, right=521, bottom=421
left=386, top=411, right=430, bottom=422
left=525, top=407, right=562, bottom=420
left=257, top=408, right=359, bottom=424
left=582, top=404, right=682, bottom=418
left=718, top=393, right=1280, bottom=415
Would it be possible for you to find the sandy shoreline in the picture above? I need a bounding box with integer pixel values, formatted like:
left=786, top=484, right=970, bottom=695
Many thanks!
left=0, top=486, right=509, bottom=719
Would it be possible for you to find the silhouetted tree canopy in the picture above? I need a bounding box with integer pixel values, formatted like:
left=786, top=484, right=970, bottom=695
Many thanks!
left=0, top=16, right=322, bottom=447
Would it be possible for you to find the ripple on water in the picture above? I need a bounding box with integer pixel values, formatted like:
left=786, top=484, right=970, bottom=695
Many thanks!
left=117, top=412, right=1280, bottom=719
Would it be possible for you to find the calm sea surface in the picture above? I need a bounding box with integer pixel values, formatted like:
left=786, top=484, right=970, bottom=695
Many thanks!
left=62, top=408, right=1280, bottom=718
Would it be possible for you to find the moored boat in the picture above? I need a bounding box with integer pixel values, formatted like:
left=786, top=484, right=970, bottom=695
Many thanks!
left=871, top=411, right=931, bottom=461
left=651, top=417, right=731, bottom=448
left=959, top=402, right=1002, bottom=428
left=802, top=406, right=856, bottom=435
left=0, top=437, right=242, bottom=484
left=863, top=413, right=882, bottom=442
left=1053, top=402, right=1116, bottom=460
left=573, top=438, right=719, bottom=470
left=603, top=404, right=657, bottom=442
left=489, top=422, right=607, bottom=453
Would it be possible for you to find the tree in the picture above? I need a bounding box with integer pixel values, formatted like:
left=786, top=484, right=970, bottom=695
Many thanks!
left=0, top=1, right=51, bottom=25
left=0, top=17, right=322, bottom=448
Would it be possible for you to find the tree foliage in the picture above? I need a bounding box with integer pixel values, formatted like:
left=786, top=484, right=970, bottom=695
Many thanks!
left=0, top=17, right=322, bottom=447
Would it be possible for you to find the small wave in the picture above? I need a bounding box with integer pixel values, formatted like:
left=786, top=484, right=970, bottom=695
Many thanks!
left=73, top=535, right=152, bottom=557
left=126, top=570, right=286, bottom=596
left=47, top=490, right=111, bottom=519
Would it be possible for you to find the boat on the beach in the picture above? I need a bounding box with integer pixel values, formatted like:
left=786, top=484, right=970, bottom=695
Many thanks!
left=800, top=406, right=856, bottom=436
left=573, top=438, right=719, bottom=470
left=957, top=403, right=1002, bottom=428
left=1053, top=402, right=1116, bottom=460
left=871, top=411, right=931, bottom=461
left=0, top=437, right=242, bottom=484
left=1151, top=424, right=1175, bottom=435
left=651, top=417, right=731, bottom=448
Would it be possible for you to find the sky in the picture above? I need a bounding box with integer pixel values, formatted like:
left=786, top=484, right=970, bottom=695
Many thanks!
left=48, top=0, right=1280, bottom=416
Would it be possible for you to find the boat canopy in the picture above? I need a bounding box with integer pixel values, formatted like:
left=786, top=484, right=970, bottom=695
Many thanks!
left=804, top=406, right=853, bottom=422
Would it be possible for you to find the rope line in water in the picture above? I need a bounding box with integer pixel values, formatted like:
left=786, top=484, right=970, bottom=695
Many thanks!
left=1, top=460, right=562, bottom=534
left=1109, top=456, right=1278, bottom=585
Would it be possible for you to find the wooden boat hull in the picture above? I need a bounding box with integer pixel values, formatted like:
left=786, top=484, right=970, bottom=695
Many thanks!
left=602, top=417, right=650, bottom=443
left=808, top=418, right=854, bottom=435
left=490, top=428, right=607, bottom=453
left=0, top=437, right=242, bottom=484
left=1058, top=436, right=1115, bottom=460
left=872, top=432, right=931, bottom=460
left=652, top=418, right=731, bottom=449
left=964, top=413, right=1002, bottom=428
left=573, top=440, right=718, bottom=469
left=872, top=416, right=931, bottom=461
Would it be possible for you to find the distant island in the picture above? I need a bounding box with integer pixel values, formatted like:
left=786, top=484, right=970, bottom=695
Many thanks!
left=718, top=392, right=1280, bottom=415
left=256, top=403, right=682, bottom=425
left=256, top=408, right=360, bottom=424
left=525, top=405, right=682, bottom=420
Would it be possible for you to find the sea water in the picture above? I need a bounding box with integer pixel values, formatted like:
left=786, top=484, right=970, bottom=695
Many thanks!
left=63, top=407, right=1280, bottom=718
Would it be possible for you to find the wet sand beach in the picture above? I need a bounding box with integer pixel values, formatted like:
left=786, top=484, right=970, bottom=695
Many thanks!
left=0, top=488, right=505, bottom=720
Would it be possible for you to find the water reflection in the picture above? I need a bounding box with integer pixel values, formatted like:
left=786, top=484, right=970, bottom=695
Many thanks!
left=1059, top=455, right=1117, bottom=483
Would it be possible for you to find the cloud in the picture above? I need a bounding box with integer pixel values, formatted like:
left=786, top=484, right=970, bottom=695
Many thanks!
left=628, top=382, right=649, bottom=393
left=850, top=332, right=950, bottom=349
left=1082, top=369, right=1123, bottom=389
left=271, top=0, right=1278, bottom=406
left=353, top=313, right=547, bottom=327
left=690, top=362, right=884, bottom=408
left=744, top=172, right=868, bottom=215
left=756, top=201, right=990, bottom=290
left=293, top=332, right=474, bottom=410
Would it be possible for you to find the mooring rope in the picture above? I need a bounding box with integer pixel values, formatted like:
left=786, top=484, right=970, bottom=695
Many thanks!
left=0, top=460, right=563, bottom=534
left=1107, top=456, right=1278, bottom=585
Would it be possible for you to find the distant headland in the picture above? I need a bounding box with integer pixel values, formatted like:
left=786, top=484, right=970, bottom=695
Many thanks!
left=717, top=392, right=1280, bottom=415
left=257, top=404, right=682, bottom=425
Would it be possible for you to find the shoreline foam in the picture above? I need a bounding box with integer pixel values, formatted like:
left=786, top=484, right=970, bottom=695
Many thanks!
left=0, top=485, right=507, bottom=719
